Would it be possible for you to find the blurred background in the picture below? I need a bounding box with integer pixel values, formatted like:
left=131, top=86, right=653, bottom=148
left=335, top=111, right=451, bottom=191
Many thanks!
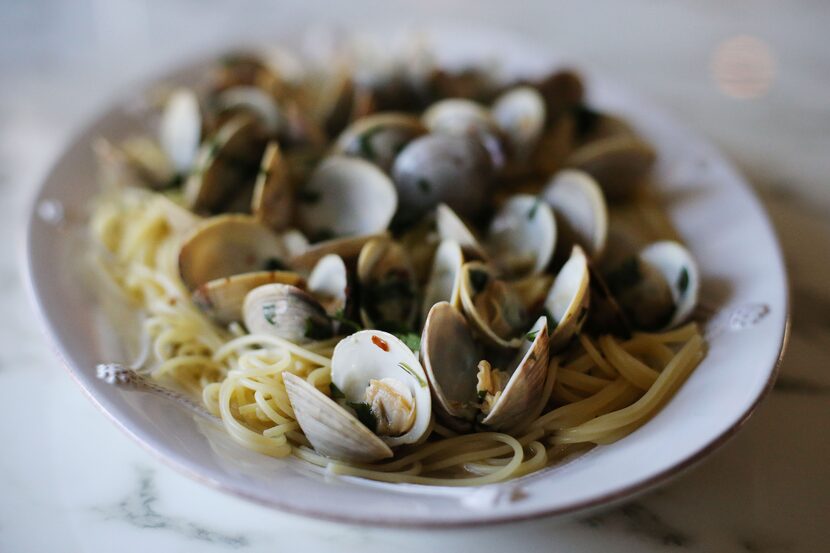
left=1, top=1, right=828, bottom=552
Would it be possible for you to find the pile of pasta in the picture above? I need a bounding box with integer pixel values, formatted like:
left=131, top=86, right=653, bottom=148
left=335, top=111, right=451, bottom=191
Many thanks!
left=90, top=190, right=705, bottom=486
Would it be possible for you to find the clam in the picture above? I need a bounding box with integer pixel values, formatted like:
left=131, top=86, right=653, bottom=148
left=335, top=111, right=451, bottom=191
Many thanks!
left=296, top=156, right=397, bottom=241
left=289, top=232, right=389, bottom=271
left=178, top=215, right=289, bottom=290
left=243, top=283, right=333, bottom=343
left=421, top=302, right=550, bottom=431
left=534, top=69, right=585, bottom=123
left=160, top=87, right=202, bottom=173
left=541, top=169, right=608, bottom=259
left=434, top=204, right=488, bottom=261
left=421, top=239, right=464, bottom=321
left=566, top=134, right=656, bottom=201
left=458, top=262, right=528, bottom=349
left=607, top=241, right=699, bottom=331
left=391, top=134, right=493, bottom=224
left=215, top=85, right=282, bottom=135
left=93, top=137, right=176, bottom=190
left=491, top=86, right=546, bottom=163
left=330, top=331, right=432, bottom=447
left=422, top=98, right=505, bottom=168
left=356, top=238, right=418, bottom=330
left=543, top=245, right=591, bottom=351
left=334, top=112, right=426, bottom=172
left=184, top=115, right=267, bottom=214
left=193, top=270, right=305, bottom=325
left=283, top=372, right=393, bottom=462
left=485, top=194, right=557, bottom=278
left=307, top=254, right=350, bottom=317
left=251, top=141, right=293, bottom=231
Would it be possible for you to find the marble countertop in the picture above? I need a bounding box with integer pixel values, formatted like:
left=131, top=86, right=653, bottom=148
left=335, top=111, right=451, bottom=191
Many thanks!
left=2, top=1, right=828, bottom=551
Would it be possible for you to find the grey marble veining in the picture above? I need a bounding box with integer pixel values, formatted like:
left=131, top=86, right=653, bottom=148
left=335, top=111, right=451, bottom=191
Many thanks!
left=2, top=1, right=829, bottom=552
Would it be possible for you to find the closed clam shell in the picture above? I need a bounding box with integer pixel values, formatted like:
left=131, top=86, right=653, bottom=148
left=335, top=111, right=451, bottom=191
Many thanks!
left=192, top=270, right=304, bottom=325
left=491, top=86, right=546, bottom=163
left=481, top=315, right=550, bottom=430
left=178, top=215, right=288, bottom=290
left=334, top=112, right=426, bottom=172
left=283, top=372, right=393, bottom=463
left=243, top=283, right=332, bottom=344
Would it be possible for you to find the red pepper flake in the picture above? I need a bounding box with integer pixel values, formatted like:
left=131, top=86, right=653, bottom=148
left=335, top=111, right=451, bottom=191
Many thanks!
left=371, top=335, right=389, bottom=352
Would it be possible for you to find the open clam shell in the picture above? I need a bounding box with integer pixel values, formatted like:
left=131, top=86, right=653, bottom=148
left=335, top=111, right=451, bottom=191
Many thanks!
left=251, top=141, right=293, bottom=231
left=192, top=270, right=305, bottom=325
left=480, top=315, right=550, bottom=430
left=356, top=238, right=418, bottom=330
left=243, top=283, right=333, bottom=343
left=334, top=112, right=426, bottom=172
left=486, top=194, right=557, bottom=278
left=421, top=239, right=464, bottom=321
left=421, top=302, right=480, bottom=424
left=566, top=134, right=656, bottom=201
left=215, top=85, right=282, bottom=135
left=458, top=262, right=527, bottom=349
left=289, top=231, right=389, bottom=271
left=423, top=98, right=496, bottom=137
left=541, top=169, right=608, bottom=260
left=296, top=156, right=397, bottom=241
left=184, top=115, right=267, bottom=214
left=544, top=245, right=591, bottom=351
left=94, top=137, right=176, bottom=191
left=332, top=331, right=432, bottom=447
left=640, top=241, right=699, bottom=329
left=160, top=87, right=202, bottom=174
left=178, top=215, right=288, bottom=290
left=435, top=204, right=488, bottom=261
left=391, top=134, right=493, bottom=224
left=283, top=372, right=393, bottom=463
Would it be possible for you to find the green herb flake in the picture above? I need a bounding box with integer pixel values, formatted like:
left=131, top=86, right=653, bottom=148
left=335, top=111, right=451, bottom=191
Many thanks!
left=206, top=139, right=221, bottom=160
left=543, top=308, right=558, bottom=334
left=417, top=178, right=432, bottom=194
left=477, top=390, right=487, bottom=402
left=329, top=382, right=345, bottom=399
left=297, top=188, right=321, bottom=204
left=395, top=332, right=421, bottom=352
left=525, top=329, right=539, bottom=342
left=357, top=127, right=380, bottom=160
left=347, top=401, right=378, bottom=432
left=330, top=309, right=364, bottom=335
left=398, top=361, right=427, bottom=388
left=677, top=267, right=690, bottom=296
left=468, top=269, right=490, bottom=294
left=304, top=317, right=333, bottom=340
left=527, top=198, right=542, bottom=220
left=263, top=303, right=277, bottom=326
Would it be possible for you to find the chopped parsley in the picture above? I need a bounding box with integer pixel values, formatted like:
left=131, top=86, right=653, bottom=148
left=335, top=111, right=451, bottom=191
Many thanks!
left=357, top=127, right=380, bottom=160
left=330, top=309, right=363, bottom=335
left=525, top=329, right=539, bottom=342
left=527, top=198, right=542, bottom=220
left=296, top=188, right=321, bottom=204
left=477, top=390, right=487, bottom=401
left=347, top=401, right=378, bottom=432
left=263, top=303, right=277, bottom=326
left=677, top=267, right=690, bottom=296
left=395, top=332, right=421, bottom=352
left=543, top=308, right=557, bottom=333
left=398, top=361, right=427, bottom=388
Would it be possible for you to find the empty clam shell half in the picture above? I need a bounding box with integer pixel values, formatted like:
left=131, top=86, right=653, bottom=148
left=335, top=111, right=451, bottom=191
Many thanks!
left=458, top=262, right=527, bottom=349
left=421, top=239, right=464, bottom=322
left=178, top=215, right=288, bottom=290
left=566, top=134, right=656, bottom=201
left=160, top=88, right=202, bottom=174
left=331, top=330, right=432, bottom=447
left=289, top=231, right=389, bottom=271
left=251, top=141, right=293, bottom=231
left=334, top=112, right=426, bottom=172
left=243, top=283, right=333, bottom=343
left=192, top=270, right=304, bottom=325
left=486, top=194, right=557, bottom=278
left=215, top=85, right=282, bottom=135
left=544, top=245, right=591, bottom=351
left=296, top=156, right=397, bottom=241
left=480, top=315, right=550, bottom=430
left=307, top=254, right=349, bottom=316
left=435, top=204, right=488, bottom=261
left=542, top=169, right=608, bottom=260
left=283, top=372, right=393, bottom=463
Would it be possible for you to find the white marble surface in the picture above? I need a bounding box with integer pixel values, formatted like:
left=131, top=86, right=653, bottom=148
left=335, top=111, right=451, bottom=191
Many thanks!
left=2, top=1, right=829, bottom=551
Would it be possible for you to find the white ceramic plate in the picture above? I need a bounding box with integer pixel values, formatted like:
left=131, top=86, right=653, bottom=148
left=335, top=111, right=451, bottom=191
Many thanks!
left=24, top=27, right=788, bottom=527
